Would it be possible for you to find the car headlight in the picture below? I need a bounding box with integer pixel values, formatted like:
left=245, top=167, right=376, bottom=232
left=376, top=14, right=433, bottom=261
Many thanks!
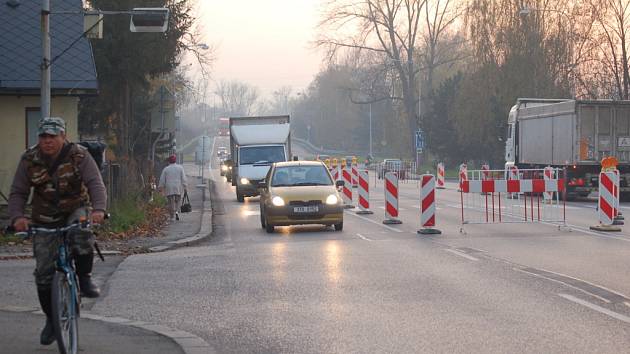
left=271, top=196, right=285, bottom=207
left=221, top=165, right=228, bottom=171
left=228, top=166, right=232, bottom=170
left=326, top=194, right=339, bottom=205
left=240, top=177, right=250, bottom=185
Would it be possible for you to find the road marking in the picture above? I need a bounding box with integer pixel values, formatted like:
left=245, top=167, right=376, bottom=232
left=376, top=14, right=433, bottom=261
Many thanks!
left=514, top=268, right=612, bottom=303
left=378, top=206, right=406, bottom=211
left=356, top=233, right=373, bottom=241
left=558, top=293, right=630, bottom=324
left=539, top=221, right=630, bottom=243
left=345, top=211, right=403, bottom=233
left=444, top=248, right=479, bottom=261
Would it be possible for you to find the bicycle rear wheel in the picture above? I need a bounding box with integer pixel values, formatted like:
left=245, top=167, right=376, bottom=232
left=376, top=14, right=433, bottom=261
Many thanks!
left=51, top=271, right=79, bottom=354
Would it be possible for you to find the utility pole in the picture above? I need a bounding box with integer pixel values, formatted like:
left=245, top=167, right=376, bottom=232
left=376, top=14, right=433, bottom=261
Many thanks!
left=41, top=0, right=51, bottom=118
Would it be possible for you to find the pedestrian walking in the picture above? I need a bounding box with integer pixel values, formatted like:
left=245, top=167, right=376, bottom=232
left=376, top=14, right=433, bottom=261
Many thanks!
left=158, top=154, right=187, bottom=221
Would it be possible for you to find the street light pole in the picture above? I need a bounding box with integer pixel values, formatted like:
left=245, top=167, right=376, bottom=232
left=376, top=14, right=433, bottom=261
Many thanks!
left=41, top=0, right=51, bottom=118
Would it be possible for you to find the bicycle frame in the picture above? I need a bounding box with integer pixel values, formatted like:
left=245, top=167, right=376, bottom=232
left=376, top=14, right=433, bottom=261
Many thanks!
left=55, top=233, right=80, bottom=317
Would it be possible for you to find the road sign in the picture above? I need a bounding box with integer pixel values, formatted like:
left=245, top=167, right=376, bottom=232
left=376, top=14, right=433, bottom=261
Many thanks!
left=415, top=130, right=424, bottom=150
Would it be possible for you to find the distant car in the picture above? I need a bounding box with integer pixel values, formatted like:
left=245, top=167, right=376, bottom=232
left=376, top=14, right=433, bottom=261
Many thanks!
left=379, top=159, right=405, bottom=179
left=217, top=146, right=228, bottom=157
left=259, top=161, right=344, bottom=233
left=219, top=158, right=228, bottom=176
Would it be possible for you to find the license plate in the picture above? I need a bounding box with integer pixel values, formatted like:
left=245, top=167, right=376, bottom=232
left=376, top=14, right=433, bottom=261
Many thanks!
left=293, top=206, right=319, bottom=213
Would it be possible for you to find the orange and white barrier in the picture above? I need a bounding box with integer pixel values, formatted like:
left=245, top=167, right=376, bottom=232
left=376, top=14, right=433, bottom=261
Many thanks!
left=356, top=170, right=373, bottom=214
left=436, top=162, right=445, bottom=189
left=383, top=172, right=402, bottom=224
left=481, top=164, right=490, bottom=180
left=342, top=166, right=354, bottom=208
left=460, top=168, right=565, bottom=225
left=418, top=174, right=441, bottom=234
left=458, top=163, right=468, bottom=191
left=543, top=167, right=555, bottom=201
left=351, top=162, right=358, bottom=188
left=598, top=171, right=618, bottom=225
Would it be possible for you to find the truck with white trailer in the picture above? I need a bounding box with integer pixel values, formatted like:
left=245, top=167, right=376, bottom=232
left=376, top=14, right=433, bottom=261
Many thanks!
left=505, top=99, right=630, bottom=200
left=229, top=115, right=291, bottom=202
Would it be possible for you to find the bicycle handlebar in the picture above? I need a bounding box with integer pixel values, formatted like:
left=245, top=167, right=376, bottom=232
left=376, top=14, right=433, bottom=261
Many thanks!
left=15, top=221, right=93, bottom=238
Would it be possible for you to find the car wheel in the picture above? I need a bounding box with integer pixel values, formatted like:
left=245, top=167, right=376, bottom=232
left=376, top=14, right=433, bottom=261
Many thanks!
left=265, top=223, right=275, bottom=233
left=260, top=207, right=266, bottom=229
left=236, top=187, right=245, bottom=202
left=334, top=222, right=343, bottom=231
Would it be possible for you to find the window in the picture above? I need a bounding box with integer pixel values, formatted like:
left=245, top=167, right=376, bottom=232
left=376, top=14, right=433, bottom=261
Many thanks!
left=271, top=165, right=332, bottom=187
left=239, top=146, right=286, bottom=165
left=25, top=108, right=41, bottom=148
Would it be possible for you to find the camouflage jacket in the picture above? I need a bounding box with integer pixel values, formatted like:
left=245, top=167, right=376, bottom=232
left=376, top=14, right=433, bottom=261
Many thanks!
left=9, top=143, right=107, bottom=225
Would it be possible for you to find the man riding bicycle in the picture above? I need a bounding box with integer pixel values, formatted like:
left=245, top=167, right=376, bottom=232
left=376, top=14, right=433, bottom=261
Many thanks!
left=8, top=117, right=107, bottom=346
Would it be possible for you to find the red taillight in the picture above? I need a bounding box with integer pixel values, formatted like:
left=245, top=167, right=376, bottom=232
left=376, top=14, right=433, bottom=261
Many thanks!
left=568, top=178, right=585, bottom=186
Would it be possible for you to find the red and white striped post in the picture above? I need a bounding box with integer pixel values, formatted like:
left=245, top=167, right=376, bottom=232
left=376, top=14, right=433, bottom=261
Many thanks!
left=342, top=165, right=354, bottom=208
left=383, top=172, right=402, bottom=224
left=436, top=162, right=445, bottom=189
left=590, top=171, right=621, bottom=231
left=352, top=162, right=358, bottom=188
left=543, top=166, right=554, bottom=202
left=458, top=163, right=468, bottom=191
left=481, top=164, right=490, bottom=180
left=356, top=170, right=373, bottom=214
left=418, top=174, right=441, bottom=235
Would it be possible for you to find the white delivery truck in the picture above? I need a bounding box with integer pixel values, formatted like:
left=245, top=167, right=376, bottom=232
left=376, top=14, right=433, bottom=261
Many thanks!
left=229, top=115, right=291, bottom=202
left=505, top=98, right=630, bottom=200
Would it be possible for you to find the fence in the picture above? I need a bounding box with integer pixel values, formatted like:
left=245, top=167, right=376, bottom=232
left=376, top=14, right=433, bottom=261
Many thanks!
left=460, top=168, right=566, bottom=225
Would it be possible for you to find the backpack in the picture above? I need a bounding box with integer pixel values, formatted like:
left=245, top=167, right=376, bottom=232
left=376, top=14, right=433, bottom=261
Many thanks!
left=78, top=141, right=107, bottom=171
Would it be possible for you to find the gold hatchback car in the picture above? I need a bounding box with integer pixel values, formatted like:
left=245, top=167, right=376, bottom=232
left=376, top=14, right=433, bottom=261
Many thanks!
left=259, top=161, right=344, bottom=233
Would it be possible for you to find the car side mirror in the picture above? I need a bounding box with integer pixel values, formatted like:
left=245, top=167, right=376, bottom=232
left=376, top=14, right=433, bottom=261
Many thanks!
left=335, top=180, right=344, bottom=188
left=257, top=180, right=267, bottom=189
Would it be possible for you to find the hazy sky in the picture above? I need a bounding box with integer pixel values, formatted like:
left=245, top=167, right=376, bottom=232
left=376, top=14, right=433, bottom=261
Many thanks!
left=195, top=0, right=324, bottom=98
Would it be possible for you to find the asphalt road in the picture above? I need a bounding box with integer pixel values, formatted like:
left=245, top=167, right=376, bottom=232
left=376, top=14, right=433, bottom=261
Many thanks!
left=91, top=138, right=630, bottom=353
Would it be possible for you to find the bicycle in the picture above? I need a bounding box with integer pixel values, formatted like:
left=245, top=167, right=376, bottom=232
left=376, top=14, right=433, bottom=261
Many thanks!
left=17, top=220, right=97, bottom=354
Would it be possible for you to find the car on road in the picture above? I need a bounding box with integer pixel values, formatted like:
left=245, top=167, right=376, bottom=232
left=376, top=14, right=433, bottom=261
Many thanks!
left=217, top=146, right=228, bottom=158
left=379, top=158, right=406, bottom=179
left=259, top=161, right=344, bottom=233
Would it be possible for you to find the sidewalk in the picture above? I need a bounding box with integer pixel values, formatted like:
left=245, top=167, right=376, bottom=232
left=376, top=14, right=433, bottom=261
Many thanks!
left=0, top=309, right=183, bottom=354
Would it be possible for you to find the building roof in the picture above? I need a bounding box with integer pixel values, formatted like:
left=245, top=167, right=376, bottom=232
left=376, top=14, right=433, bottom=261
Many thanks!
left=0, top=0, right=97, bottom=95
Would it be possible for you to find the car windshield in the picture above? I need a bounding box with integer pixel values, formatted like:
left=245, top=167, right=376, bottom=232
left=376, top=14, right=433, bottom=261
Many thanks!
left=240, top=146, right=286, bottom=165
left=271, top=165, right=333, bottom=187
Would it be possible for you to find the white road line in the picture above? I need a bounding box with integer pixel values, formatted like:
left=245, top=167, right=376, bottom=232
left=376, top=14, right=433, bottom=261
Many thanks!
left=540, top=221, right=630, bottom=243
left=514, top=268, right=611, bottom=303
left=444, top=249, right=479, bottom=261
left=558, top=293, right=630, bottom=324
left=356, top=233, right=373, bottom=241
left=345, top=211, right=403, bottom=233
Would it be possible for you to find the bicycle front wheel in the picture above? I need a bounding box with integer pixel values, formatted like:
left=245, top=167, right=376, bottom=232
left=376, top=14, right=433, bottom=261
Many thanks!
left=51, top=271, right=79, bottom=354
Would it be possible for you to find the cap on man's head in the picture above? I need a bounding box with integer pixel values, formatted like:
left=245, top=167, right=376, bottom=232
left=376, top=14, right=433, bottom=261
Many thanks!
left=169, top=154, right=177, bottom=163
left=38, top=117, right=66, bottom=136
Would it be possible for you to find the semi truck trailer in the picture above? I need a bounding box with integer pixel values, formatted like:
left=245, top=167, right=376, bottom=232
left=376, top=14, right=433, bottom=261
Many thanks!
left=229, top=115, right=291, bottom=202
left=505, top=98, right=630, bottom=200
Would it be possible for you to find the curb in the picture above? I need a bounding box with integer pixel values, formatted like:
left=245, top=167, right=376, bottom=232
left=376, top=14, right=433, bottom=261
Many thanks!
left=0, top=305, right=215, bottom=354
left=0, top=250, right=121, bottom=261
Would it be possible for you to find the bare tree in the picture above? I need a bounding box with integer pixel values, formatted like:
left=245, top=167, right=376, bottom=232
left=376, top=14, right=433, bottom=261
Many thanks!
left=215, top=80, right=260, bottom=116
left=318, top=0, right=428, bottom=148
left=587, top=0, right=630, bottom=99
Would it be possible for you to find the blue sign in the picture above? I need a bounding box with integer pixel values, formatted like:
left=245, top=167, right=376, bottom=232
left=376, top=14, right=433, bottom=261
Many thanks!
left=415, top=130, right=424, bottom=150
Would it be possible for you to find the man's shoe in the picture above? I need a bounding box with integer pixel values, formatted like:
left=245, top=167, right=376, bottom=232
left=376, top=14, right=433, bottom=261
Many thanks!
left=176, top=212, right=180, bottom=221
left=40, top=318, right=55, bottom=345
left=75, top=254, right=100, bottom=298
left=79, top=275, right=101, bottom=298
